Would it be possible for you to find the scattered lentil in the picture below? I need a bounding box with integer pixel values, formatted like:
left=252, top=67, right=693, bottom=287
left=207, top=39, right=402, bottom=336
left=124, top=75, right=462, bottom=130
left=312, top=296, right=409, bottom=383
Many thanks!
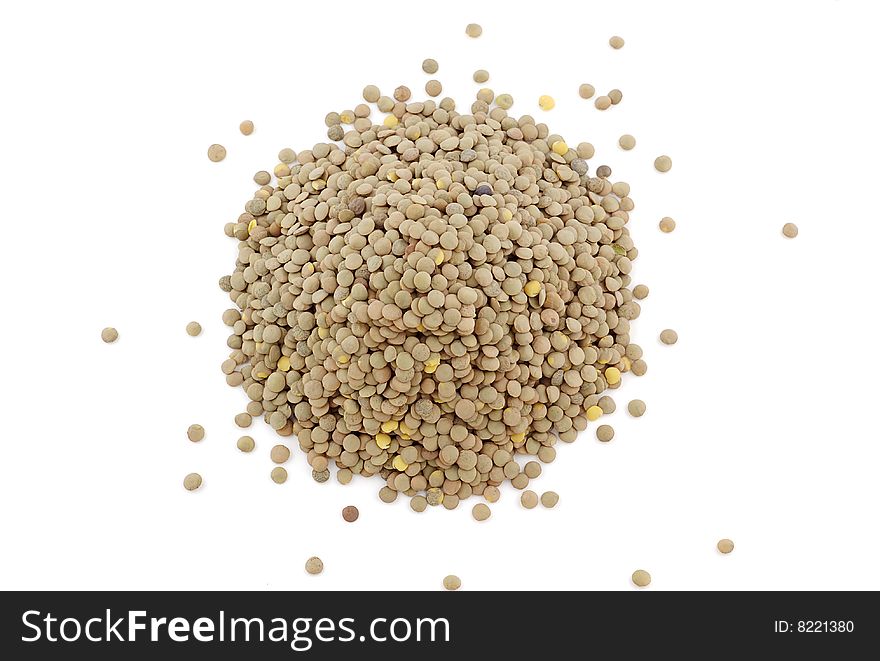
left=495, top=93, right=513, bottom=109
left=595, top=96, right=611, bottom=110
left=521, top=490, right=538, bottom=509
left=443, top=575, right=461, bottom=591
left=782, top=223, right=798, bottom=238
left=633, top=284, right=649, bottom=299
left=239, top=120, right=254, bottom=136
left=540, top=491, right=559, bottom=508
left=717, top=539, right=735, bottom=554
left=578, top=84, right=595, bottom=99
left=473, top=69, right=489, bottom=83
left=342, top=505, right=359, bottom=522
left=608, top=89, right=623, bottom=105
left=270, top=444, right=291, bottom=464
left=187, top=424, right=205, bottom=443
left=465, top=23, right=482, bottom=38
left=271, top=467, right=287, bottom=484
left=101, top=327, right=118, bottom=343
left=627, top=400, right=646, bottom=417
left=609, top=35, right=625, bottom=49
left=654, top=155, right=672, bottom=172
left=596, top=424, right=614, bottom=442
left=422, top=58, right=438, bottom=74
left=538, top=95, right=555, bottom=110
left=659, top=217, right=676, bottom=233
left=472, top=503, right=491, bottom=521
left=186, top=321, right=202, bottom=337
left=425, top=80, right=442, bottom=97
left=619, top=134, right=636, bottom=150
left=207, top=144, right=226, bottom=162
left=305, top=556, right=324, bottom=575
left=183, top=473, right=202, bottom=491
left=237, top=435, right=255, bottom=452
left=632, top=569, right=651, bottom=588
left=660, top=329, right=678, bottom=345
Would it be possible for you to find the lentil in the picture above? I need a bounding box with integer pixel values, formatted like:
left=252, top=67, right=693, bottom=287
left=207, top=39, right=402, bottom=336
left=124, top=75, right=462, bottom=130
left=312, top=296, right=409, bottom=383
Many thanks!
left=627, top=400, right=646, bottom=417
left=540, top=491, right=559, bottom=508
left=305, top=556, right=324, bottom=575
left=717, top=539, right=735, bottom=554
left=237, top=435, right=255, bottom=452
left=239, top=120, right=254, bottom=136
left=183, top=473, right=202, bottom=491
left=465, top=23, right=482, bottom=38
left=101, top=327, right=118, bottom=343
left=632, top=569, right=651, bottom=587
left=782, top=223, right=798, bottom=238
left=660, top=329, right=678, bottom=345
left=207, top=144, right=226, bottom=162
left=187, top=424, right=205, bottom=442
left=443, top=575, right=461, bottom=590
left=654, top=155, right=672, bottom=172
left=186, top=321, right=202, bottom=337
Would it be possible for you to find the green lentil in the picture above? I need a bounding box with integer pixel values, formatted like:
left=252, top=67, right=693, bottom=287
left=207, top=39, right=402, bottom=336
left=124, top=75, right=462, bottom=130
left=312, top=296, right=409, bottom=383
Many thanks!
left=187, top=424, right=205, bottom=442
left=207, top=144, right=226, bottom=162
left=521, top=490, right=538, bottom=509
left=540, top=491, right=559, bottom=508
left=183, top=473, right=202, bottom=491
left=627, top=400, right=646, bottom=417
left=465, top=23, right=482, bottom=38
left=443, top=575, right=461, bottom=590
left=660, top=329, right=678, bottom=345
left=654, top=155, right=672, bottom=172
left=632, top=569, right=651, bottom=587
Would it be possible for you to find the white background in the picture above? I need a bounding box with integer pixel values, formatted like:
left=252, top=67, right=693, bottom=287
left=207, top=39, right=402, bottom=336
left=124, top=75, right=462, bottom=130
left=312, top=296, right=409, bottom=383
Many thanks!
left=1, top=0, right=878, bottom=591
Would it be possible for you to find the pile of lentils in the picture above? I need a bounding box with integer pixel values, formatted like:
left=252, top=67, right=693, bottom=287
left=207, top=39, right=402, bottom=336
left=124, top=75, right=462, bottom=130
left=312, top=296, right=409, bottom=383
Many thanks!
left=218, top=85, right=644, bottom=511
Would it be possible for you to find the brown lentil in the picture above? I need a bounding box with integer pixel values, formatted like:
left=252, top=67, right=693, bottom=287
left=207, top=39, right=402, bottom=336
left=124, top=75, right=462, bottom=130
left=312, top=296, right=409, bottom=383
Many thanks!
left=659, top=217, right=676, bottom=233
left=473, top=69, right=489, bottom=83
left=521, top=490, right=538, bottom=509
left=782, top=223, right=798, bottom=238
left=618, top=134, right=636, bottom=150
left=342, top=505, right=359, bottom=522
left=422, top=58, right=438, bottom=74
left=609, top=36, right=625, bottom=49
left=237, top=435, right=255, bottom=452
left=472, top=503, right=491, bottom=521
left=465, top=23, right=482, bottom=38
left=239, top=120, right=254, bottom=136
left=101, top=327, right=118, bottom=343
left=717, top=538, right=735, bottom=554
left=186, top=321, right=202, bottom=337
left=596, top=424, right=614, bottom=442
left=187, top=424, right=205, bottom=442
left=271, top=467, right=287, bottom=484
left=578, top=84, right=595, bottom=99
left=305, top=556, right=323, bottom=575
